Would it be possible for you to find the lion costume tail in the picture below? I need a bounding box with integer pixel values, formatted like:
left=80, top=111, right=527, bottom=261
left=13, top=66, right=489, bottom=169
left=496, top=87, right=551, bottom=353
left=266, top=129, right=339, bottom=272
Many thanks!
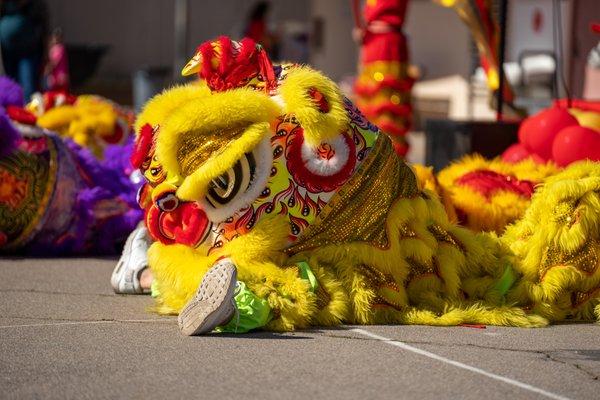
left=502, top=160, right=600, bottom=323
left=398, top=304, right=548, bottom=327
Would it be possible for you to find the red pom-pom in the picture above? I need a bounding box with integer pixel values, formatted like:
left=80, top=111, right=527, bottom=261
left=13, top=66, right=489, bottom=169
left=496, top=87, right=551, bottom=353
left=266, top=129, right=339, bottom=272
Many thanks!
left=518, top=106, right=579, bottom=160
left=551, top=125, right=600, bottom=166
left=146, top=201, right=210, bottom=246
left=130, top=123, right=154, bottom=169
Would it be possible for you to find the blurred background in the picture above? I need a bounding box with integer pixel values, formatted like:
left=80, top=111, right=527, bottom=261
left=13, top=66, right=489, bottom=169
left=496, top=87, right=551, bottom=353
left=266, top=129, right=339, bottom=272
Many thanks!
left=1, top=0, right=599, bottom=163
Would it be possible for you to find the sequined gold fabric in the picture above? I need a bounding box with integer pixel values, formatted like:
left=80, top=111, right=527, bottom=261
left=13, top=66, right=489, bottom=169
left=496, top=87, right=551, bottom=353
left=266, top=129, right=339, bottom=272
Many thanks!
left=571, top=288, right=600, bottom=308
left=357, top=264, right=404, bottom=308
left=358, top=264, right=400, bottom=292
left=406, top=257, right=438, bottom=282
left=315, top=284, right=331, bottom=310
left=428, top=224, right=465, bottom=252
left=177, top=125, right=247, bottom=176
left=539, top=239, right=599, bottom=279
left=286, top=135, right=419, bottom=254
left=398, top=224, right=417, bottom=239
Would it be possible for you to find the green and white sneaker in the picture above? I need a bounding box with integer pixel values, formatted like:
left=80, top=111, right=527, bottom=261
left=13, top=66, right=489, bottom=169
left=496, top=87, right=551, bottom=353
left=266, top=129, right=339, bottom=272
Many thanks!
left=178, top=259, right=238, bottom=336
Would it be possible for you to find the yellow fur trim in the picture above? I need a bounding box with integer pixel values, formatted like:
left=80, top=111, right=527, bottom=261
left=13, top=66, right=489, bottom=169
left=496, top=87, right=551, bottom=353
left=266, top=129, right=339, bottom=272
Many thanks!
left=155, top=88, right=280, bottom=201
left=36, top=97, right=119, bottom=157
left=437, top=154, right=560, bottom=233
left=412, top=164, right=458, bottom=223
left=36, top=105, right=78, bottom=134
left=503, top=161, right=600, bottom=322
left=278, top=66, right=349, bottom=147
left=134, top=83, right=210, bottom=134
left=148, top=242, right=217, bottom=314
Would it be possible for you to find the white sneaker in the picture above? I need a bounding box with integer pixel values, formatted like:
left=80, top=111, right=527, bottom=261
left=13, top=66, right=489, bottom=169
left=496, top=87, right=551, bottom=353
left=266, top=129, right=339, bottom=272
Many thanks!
left=111, top=225, right=152, bottom=294
left=178, top=259, right=237, bottom=336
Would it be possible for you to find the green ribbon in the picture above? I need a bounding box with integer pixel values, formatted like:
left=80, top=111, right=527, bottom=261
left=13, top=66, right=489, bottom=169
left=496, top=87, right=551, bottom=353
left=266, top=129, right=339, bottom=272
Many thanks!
left=493, top=264, right=518, bottom=297
left=217, top=261, right=318, bottom=333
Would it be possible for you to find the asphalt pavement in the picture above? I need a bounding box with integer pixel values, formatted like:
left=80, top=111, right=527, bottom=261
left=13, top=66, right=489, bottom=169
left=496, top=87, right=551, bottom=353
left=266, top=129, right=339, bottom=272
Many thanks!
left=1, top=257, right=598, bottom=400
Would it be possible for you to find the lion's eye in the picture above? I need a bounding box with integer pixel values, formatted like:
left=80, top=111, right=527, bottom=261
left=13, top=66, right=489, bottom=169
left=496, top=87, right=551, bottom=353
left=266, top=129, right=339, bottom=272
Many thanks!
left=206, top=152, right=256, bottom=207
left=156, top=193, right=179, bottom=212
left=213, top=174, right=229, bottom=190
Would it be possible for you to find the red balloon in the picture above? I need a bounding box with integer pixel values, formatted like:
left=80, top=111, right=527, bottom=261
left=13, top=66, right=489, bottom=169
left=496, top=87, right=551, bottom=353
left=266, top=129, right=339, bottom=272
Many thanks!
left=551, top=125, right=600, bottom=166
left=502, top=143, right=545, bottom=164
left=530, top=153, right=546, bottom=164
left=518, top=107, right=579, bottom=160
left=502, top=143, right=532, bottom=163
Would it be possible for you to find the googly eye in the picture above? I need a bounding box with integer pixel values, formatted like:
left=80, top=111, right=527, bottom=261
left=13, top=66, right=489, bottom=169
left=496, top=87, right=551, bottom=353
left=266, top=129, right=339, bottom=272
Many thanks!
left=156, top=193, right=179, bottom=212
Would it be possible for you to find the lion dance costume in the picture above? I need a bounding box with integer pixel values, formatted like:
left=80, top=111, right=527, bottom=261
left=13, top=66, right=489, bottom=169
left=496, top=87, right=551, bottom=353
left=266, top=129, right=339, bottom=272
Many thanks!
left=132, top=37, right=599, bottom=333
left=0, top=77, right=141, bottom=255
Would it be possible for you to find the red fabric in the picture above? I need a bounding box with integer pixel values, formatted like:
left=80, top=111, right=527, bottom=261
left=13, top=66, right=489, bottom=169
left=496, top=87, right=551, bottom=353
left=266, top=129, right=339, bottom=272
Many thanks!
left=359, top=102, right=412, bottom=118
left=473, top=0, right=497, bottom=60
left=246, top=20, right=266, bottom=43
left=354, top=77, right=414, bottom=96
left=363, top=0, right=408, bottom=27
left=308, top=87, right=330, bottom=113
left=256, top=46, right=277, bottom=92
left=456, top=170, right=535, bottom=200
left=359, top=0, right=409, bottom=63
left=392, top=140, right=408, bottom=156
left=43, top=91, right=76, bottom=110
left=6, top=106, right=37, bottom=125
left=354, top=0, right=412, bottom=156
left=131, top=123, right=154, bottom=169
left=376, top=120, right=409, bottom=137
left=361, top=31, right=408, bottom=63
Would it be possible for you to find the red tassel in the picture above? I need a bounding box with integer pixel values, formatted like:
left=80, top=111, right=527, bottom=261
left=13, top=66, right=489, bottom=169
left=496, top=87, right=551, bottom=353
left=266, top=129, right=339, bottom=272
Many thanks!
left=195, top=36, right=276, bottom=93
left=257, top=46, right=276, bottom=92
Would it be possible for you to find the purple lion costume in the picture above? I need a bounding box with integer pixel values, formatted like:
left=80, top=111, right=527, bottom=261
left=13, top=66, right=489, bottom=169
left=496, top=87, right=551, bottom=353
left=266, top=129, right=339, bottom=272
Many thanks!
left=0, top=77, right=142, bottom=255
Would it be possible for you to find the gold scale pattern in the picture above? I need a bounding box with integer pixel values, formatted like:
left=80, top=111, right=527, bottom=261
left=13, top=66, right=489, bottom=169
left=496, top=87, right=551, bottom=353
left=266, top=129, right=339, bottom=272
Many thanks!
left=428, top=224, right=465, bottom=252
left=286, top=134, right=419, bottom=255
left=357, top=264, right=404, bottom=308
left=406, top=257, right=438, bottom=282
left=177, top=125, right=248, bottom=177
left=571, top=287, right=600, bottom=308
left=539, top=239, right=599, bottom=280
left=283, top=135, right=471, bottom=310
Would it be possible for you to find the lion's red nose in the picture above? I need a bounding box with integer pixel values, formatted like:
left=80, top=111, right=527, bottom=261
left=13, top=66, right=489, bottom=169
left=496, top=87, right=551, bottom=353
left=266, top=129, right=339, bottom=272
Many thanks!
left=146, top=201, right=211, bottom=247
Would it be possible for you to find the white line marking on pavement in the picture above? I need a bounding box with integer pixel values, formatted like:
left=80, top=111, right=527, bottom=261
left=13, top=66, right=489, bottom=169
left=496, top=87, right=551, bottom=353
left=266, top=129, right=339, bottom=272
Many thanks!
left=351, top=328, right=571, bottom=400
left=0, top=319, right=171, bottom=329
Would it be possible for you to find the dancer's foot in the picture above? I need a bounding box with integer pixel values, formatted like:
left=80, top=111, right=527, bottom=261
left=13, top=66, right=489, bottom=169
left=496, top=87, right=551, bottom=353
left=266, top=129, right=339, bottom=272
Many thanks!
left=111, top=225, right=152, bottom=294
left=178, top=259, right=237, bottom=336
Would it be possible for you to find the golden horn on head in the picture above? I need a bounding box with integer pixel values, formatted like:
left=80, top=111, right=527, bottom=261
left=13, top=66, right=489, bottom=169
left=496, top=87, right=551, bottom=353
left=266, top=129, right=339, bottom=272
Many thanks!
left=181, top=50, right=202, bottom=76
